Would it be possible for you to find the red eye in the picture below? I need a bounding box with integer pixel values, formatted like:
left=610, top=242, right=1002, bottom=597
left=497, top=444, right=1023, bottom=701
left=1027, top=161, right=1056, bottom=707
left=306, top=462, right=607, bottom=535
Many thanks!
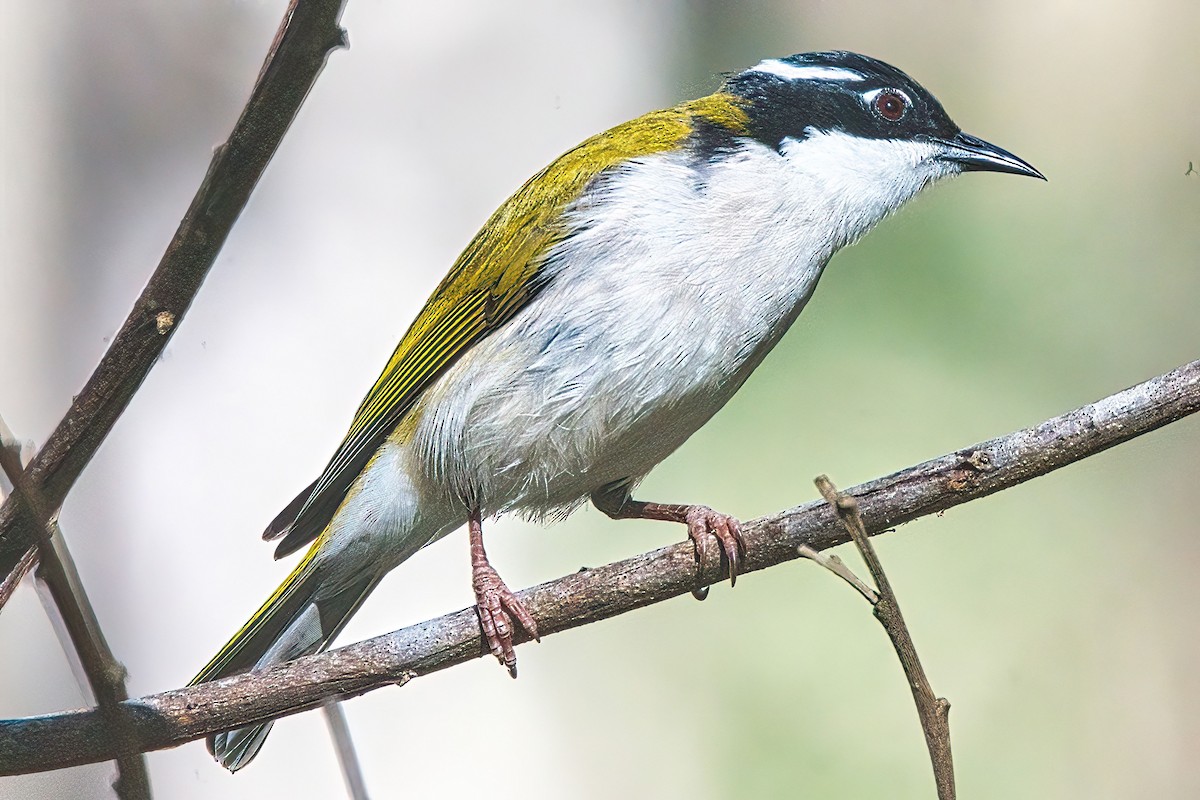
left=874, top=90, right=908, bottom=122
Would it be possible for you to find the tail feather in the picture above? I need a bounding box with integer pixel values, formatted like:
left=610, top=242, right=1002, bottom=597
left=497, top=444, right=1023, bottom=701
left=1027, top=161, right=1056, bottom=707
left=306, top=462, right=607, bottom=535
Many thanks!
left=209, top=724, right=275, bottom=774
left=191, top=543, right=378, bottom=771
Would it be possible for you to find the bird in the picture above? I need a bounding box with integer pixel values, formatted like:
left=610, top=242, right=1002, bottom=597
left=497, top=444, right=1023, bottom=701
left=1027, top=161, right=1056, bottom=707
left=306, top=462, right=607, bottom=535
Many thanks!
left=191, top=50, right=1043, bottom=771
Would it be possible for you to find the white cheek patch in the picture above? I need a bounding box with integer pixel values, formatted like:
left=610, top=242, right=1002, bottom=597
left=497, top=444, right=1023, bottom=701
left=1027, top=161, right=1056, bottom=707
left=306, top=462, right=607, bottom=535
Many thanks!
left=752, top=59, right=864, bottom=83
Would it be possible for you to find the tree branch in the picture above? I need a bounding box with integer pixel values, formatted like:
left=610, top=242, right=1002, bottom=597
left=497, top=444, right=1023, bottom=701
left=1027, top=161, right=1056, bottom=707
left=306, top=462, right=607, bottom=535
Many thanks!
left=1, top=359, right=1195, bottom=776
left=0, top=418, right=151, bottom=798
left=0, top=546, right=35, bottom=610
left=322, top=702, right=370, bottom=800
left=0, top=440, right=37, bottom=608
left=808, top=476, right=955, bottom=800
left=0, top=0, right=351, bottom=595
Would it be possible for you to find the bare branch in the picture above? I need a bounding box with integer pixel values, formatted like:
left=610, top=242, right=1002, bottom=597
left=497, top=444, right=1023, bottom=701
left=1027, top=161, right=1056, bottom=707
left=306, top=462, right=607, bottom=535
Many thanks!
left=34, top=529, right=152, bottom=800
left=0, top=0, right=352, bottom=594
left=0, top=429, right=37, bottom=607
left=0, top=2, right=352, bottom=792
left=1, top=417, right=152, bottom=798
left=322, top=702, right=370, bottom=800
left=0, top=547, right=35, bottom=610
left=812, top=476, right=954, bottom=800
left=796, top=545, right=879, bottom=603
left=0, top=360, right=1195, bottom=776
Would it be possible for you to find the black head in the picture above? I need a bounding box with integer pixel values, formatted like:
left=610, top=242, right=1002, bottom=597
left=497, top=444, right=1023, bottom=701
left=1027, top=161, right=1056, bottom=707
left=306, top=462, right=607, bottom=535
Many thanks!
left=720, top=51, right=1043, bottom=179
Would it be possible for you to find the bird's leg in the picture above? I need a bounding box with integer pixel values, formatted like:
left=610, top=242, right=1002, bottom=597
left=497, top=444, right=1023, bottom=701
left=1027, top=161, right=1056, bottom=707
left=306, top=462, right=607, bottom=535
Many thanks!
left=591, top=483, right=746, bottom=601
left=469, top=507, right=539, bottom=677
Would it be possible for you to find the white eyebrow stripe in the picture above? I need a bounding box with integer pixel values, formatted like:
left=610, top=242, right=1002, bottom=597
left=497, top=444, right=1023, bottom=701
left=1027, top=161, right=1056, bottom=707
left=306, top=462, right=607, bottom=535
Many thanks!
left=752, top=60, right=865, bottom=82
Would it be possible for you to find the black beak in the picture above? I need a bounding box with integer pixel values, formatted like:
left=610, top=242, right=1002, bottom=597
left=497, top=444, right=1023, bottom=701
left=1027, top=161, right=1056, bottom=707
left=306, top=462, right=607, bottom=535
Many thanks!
left=935, top=131, right=1045, bottom=180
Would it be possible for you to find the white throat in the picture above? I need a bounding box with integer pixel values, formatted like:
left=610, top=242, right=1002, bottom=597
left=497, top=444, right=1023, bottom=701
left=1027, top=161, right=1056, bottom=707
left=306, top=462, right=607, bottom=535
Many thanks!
left=777, top=128, right=957, bottom=253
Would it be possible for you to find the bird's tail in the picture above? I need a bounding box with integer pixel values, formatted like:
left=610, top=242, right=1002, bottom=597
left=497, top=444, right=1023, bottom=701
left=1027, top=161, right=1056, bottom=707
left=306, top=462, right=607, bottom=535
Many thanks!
left=190, top=541, right=378, bottom=772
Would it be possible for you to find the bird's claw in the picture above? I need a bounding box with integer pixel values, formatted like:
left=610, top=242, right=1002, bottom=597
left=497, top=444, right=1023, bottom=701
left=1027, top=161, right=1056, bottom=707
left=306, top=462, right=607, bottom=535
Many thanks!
left=684, top=505, right=746, bottom=599
left=472, top=564, right=539, bottom=677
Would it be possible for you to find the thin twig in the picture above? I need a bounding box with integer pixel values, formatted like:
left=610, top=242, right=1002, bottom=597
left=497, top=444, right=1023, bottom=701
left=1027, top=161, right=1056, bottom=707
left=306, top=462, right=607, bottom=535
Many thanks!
left=0, top=417, right=152, bottom=799
left=1, top=360, right=1195, bottom=775
left=0, top=447, right=37, bottom=608
left=0, top=421, right=121, bottom=706
left=323, top=702, right=370, bottom=800
left=0, top=0, right=352, bottom=596
left=0, top=428, right=36, bottom=603
left=796, top=545, right=879, bottom=603
left=33, top=528, right=153, bottom=800
left=0, top=546, right=36, bottom=610
left=813, top=475, right=955, bottom=800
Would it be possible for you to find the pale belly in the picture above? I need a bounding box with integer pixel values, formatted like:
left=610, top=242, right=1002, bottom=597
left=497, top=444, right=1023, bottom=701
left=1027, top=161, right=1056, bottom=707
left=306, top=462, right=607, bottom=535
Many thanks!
left=401, top=142, right=836, bottom=520
left=405, top=250, right=822, bottom=519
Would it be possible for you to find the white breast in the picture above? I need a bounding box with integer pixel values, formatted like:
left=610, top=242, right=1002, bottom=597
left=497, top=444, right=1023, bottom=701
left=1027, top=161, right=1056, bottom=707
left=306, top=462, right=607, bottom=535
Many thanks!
left=405, top=133, right=948, bottom=519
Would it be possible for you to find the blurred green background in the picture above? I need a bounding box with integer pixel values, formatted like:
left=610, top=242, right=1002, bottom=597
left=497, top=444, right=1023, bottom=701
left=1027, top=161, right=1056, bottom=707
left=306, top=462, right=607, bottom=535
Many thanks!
left=1, top=1, right=1197, bottom=798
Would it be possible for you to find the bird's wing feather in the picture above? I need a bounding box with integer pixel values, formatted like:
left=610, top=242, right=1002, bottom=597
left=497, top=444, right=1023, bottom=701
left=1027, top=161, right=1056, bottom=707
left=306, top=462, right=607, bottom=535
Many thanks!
left=266, top=95, right=750, bottom=557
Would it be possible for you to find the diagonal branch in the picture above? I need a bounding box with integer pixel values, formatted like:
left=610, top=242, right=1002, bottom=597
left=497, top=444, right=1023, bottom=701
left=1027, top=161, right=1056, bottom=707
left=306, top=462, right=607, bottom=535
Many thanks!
left=0, top=547, right=36, bottom=610
left=809, top=475, right=955, bottom=800
left=0, top=359, right=1196, bottom=776
left=0, top=0, right=352, bottom=597
left=0, top=418, right=150, bottom=798
left=0, top=441, right=37, bottom=607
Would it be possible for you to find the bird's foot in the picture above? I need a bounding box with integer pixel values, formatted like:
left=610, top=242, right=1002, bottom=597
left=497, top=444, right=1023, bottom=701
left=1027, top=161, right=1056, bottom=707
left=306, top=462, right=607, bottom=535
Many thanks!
left=683, top=505, right=746, bottom=601
left=472, top=562, right=540, bottom=677
left=588, top=489, right=746, bottom=601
